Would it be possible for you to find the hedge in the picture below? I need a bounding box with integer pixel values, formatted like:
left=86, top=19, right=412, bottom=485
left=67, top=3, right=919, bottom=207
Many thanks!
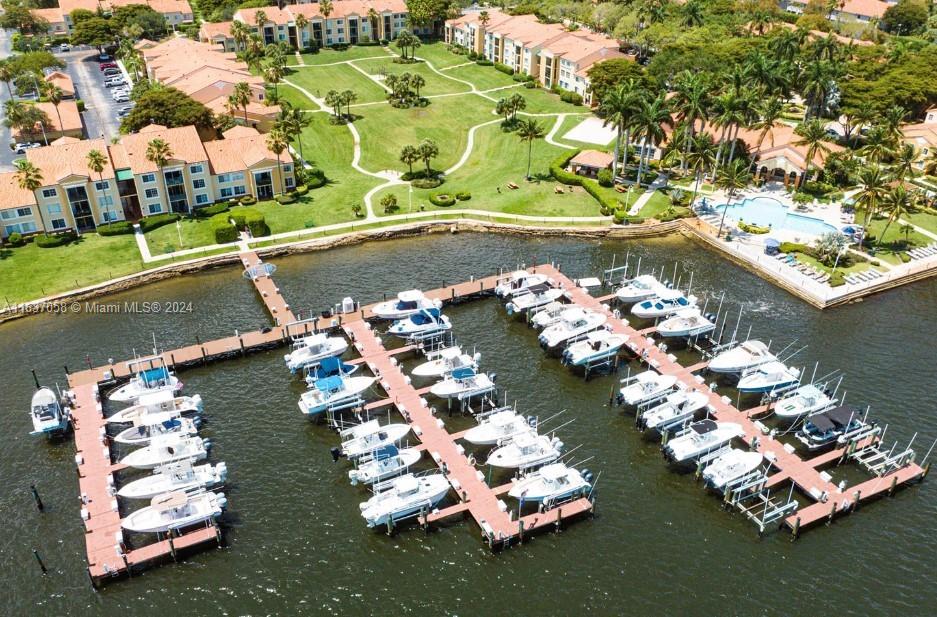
left=295, top=185, right=310, bottom=195
left=138, top=213, right=180, bottom=233
left=97, top=220, right=134, bottom=235
left=429, top=193, right=455, bottom=206
left=228, top=206, right=270, bottom=237
left=239, top=195, right=257, bottom=205
left=195, top=202, right=230, bottom=218
left=738, top=219, right=770, bottom=234
left=476, top=59, right=493, bottom=66
left=550, top=150, right=584, bottom=186
left=211, top=214, right=238, bottom=244
left=6, top=232, right=25, bottom=246
left=779, top=242, right=809, bottom=254
left=35, top=231, right=77, bottom=248
left=455, top=191, right=471, bottom=201
left=494, top=62, right=514, bottom=75
left=412, top=177, right=443, bottom=189
left=658, top=207, right=693, bottom=222
left=829, top=271, right=845, bottom=287
left=276, top=193, right=296, bottom=204
left=597, top=168, right=613, bottom=187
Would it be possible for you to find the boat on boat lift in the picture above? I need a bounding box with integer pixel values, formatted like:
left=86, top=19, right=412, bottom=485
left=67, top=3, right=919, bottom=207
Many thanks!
left=702, top=449, right=764, bottom=490
left=348, top=445, right=422, bottom=485
left=619, top=370, right=679, bottom=406
left=529, top=301, right=568, bottom=329
left=359, top=473, right=450, bottom=528
left=387, top=308, right=452, bottom=338
left=562, top=330, right=628, bottom=367
left=429, top=367, right=496, bottom=400
left=338, top=420, right=412, bottom=460
left=736, top=361, right=800, bottom=394
left=117, top=461, right=227, bottom=500
left=118, top=434, right=209, bottom=469
left=372, top=289, right=442, bottom=320
left=108, top=366, right=182, bottom=403
left=538, top=308, right=607, bottom=349
left=639, top=390, right=710, bottom=432
left=508, top=463, right=593, bottom=505
left=106, top=392, right=203, bottom=424
left=463, top=409, right=535, bottom=446
left=113, top=413, right=200, bottom=447
left=773, top=384, right=836, bottom=420
left=795, top=406, right=876, bottom=451
left=631, top=289, right=698, bottom=320
left=29, top=387, right=70, bottom=436
left=708, top=340, right=776, bottom=374
left=121, top=490, right=226, bottom=534
left=304, top=356, right=357, bottom=385
left=664, top=420, right=745, bottom=464
left=495, top=270, right=550, bottom=298
left=284, top=333, right=349, bottom=374
left=487, top=432, right=564, bottom=469
left=615, top=274, right=667, bottom=304
left=655, top=308, right=716, bottom=338
left=505, top=284, right=565, bottom=315
left=298, top=375, right=375, bottom=416
left=411, top=346, right=479, bottom=378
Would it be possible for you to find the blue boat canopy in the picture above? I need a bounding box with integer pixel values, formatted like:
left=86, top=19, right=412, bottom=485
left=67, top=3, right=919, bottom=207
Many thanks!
left=373, top=445, right=399, bottom=460
left=161, top=418, right=181, bottom=430
left=140, top=367, right=169, bottom=385
left=315, top=375, right=344, bottom=392
left=452, top=366, right=476, bottom=380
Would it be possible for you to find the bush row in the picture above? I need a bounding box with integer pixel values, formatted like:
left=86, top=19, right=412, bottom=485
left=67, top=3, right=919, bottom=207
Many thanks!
left=475, top=59, right=494, bottom=66
left=195, top=202, right=231, bottom=218
left=429, top=193, right=455, bottom=207
left=138, top=212, right=180, bottom=234
left=97, top=220, right=134, bottom=235
left=36, top=231, right=77, bottom=248
left=494, top=62, right=514, bottom=75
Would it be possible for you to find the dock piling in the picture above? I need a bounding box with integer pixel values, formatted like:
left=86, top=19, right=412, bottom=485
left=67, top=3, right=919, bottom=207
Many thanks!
left=30, top=483, right=44, bottom=511
left=33, top=549, right=47, bottom=574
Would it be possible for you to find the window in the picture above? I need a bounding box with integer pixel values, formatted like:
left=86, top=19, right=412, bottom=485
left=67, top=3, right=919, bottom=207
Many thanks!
left=282, top=164, right=292, bottom=173
left=145, top=188, right=159, bottom=199
left=220, top=187, right=233, bottom=198
left=5, top=222, right=38, bottom=234
left=95, top=181, right=109, bottom=191
left=102, top=210, right=118, bottom=222
left=51, top=218, right=67, bottom=230
left=2, top=207, right=32, bottom=219
left=232, top=172, right=244, bottom=181
left=234, top=185, right=247, bottom=196
left=142, top=173, right=156, bottom=183
left=195, top=193, right=209, bottom=204
left=98, top=195, right=114, bottom=207
left=147, top=203, right=162, bottom=214
left=193, top=178, right=206, bottom=189
left=41, top=188, right=57, bottom=198
left=190, top=164, right=203, bottom=174
left=285, top=176, right=294, bottom=188
left=47, top=203, right=62, bottom=215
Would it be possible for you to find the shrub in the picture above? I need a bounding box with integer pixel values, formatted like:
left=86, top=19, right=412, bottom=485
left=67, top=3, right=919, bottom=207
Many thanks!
left=625, top=216, right=645, bottom=224
left=494, top=62, right=514, bottom=75
left=239, top=195, right=257, bottom=205
left=900, top=252, right=911, bottom=263
left=195, top=202, right=230, bottom=218
left=138, top=212, right=180, bottom=233
left=523, top=81, right=536, bottom=89
left=35, top=231, right=77, bottom=248
left=613, top=210, right=626, bottom=225
left=294, top=184, right=310, bottom=195
left=737, top=219, right=771, bottom=233
left=306, top=170, right=326, bottom=189
left=412, top=177, right=443, bottom=189
left=828, top=271, right=845, bottom=287
left=560, top=91, right=583, bottom=105
left=801, top=180, right=834, bottom=196
left=512, top=73, right=526, bottom=82
left=211, top=215, right=238, bottom=243
left=6, top=232, right=25, bottom=246
left=228, top=206, right=260, bottom=228
left=429, top=193, right=455, bottom=206
left=597, top=168, right=613, bottom=187
left=276, top=193, right=296, bottom=204
left=468, top=51, right=478, bottom=60
left=550, top=150, right=584, bottom=186
left=476, top=59, right=493, bottom=66
left=455, top=191, right=471, bottom=201
left=97, top=220, right=134, bottom=235
left=779, top=241, right=809, bottom=254
left=76, top=99, right=85, bottom=112
left=658, top=207, right=693, bottom=222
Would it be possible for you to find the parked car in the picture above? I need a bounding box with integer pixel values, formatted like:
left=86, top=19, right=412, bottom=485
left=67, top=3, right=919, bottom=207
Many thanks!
left=117, top=107, right=133, bottom=118
left=103, top=68, right=121, bottom=77
left=104, top=79, right=126, bottom=88
left=58, top=43, right=70, bottom=52
left=98, top=53, right=111, bottom=61
left=113, top=93, right=130, bottom=103
left=12, top=142, right=41, bottom=154
left=99, top=62, right=118, bottom=70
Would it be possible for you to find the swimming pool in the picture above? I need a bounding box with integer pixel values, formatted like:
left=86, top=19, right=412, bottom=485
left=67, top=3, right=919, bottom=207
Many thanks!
left=714, top=197, right=839, bottom=237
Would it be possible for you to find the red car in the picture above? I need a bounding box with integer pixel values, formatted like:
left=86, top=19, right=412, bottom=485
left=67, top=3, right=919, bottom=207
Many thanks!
left=99, top=62, right=118, bottom=70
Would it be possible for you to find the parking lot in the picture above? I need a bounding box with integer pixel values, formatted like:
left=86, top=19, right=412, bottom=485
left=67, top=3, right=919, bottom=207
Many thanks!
left=61, top=48, right=132, bottom=141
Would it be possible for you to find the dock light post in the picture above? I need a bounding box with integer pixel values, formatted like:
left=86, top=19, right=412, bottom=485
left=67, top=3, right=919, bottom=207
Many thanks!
left=408, top=185, right=413, bottom=213
left=831, top=245, right=846, bottom=275
left=176, top=220, right=183, bottom=248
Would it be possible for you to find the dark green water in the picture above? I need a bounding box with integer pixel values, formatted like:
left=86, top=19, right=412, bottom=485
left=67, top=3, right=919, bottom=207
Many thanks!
left=2, top=233, right=935, bottom=616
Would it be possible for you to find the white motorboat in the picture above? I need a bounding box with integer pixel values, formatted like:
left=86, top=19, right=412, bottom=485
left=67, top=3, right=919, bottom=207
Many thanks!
left=529, top=301, right=568, bottom=329
left=656, top=308, right=715, bottom=338
left=106, top=392, right=203, bottom=424
left=463, top=409, right=535, bottom=446
left=615, top=274, right=667, bottom=303
left=372, top=289, right=442, bottom=320
left=538, top=308, right=607, bottom=349
left=664, top=420, right=745, bottom=464
left=495, top=270, right=550, bottom=298
left=108, top=366, right=182, bottom=403
left=411, top=346, right=479, bottom=378
left=339, top=420, right=412, bottom=459
left=773, top=384, right=835, bottom=420
left=113, top=413, right=200, bottom=447
left=359, top=473, right=450, bottom=528
left=795, top=405, right=876, bottom=450
left=429, top=367, right=496, bottom=400
left=631, top=289, right=697, bottom=320
left=29, top=387, right=69, bottom=436
left=118, top=435, right=209, bottom=469
left=505, top=285, right=564, bottom=315
left=619, top=370, right=678, bottom=406
left=562, top=330, right=628, bottom=366
left=298, top=375, right=375, bottom=416
left=348, top=445, right=422, bottom=485
left=284, top=333, right=349, bottom=373
left=121, top=490, right=226, bottom=534
left=708, top=340, right=775, bottom=374
left=639, top=391, right=710, bottom=432
left=736, top=361, right=800, bottom=394
left=508, top=463, right=592, bottom=505
left=387, top=308, right=452, bottom=338
left=702, top=449, right=764, bottom=490
left=304, top=356, right=358, bottom=385
left=487, top=432, right=563, bottom=469
left=117, top=461, right=227, bottom=500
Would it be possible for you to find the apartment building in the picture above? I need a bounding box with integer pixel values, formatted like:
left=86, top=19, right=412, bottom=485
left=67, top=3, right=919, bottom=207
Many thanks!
left=0, top=125, right=293, bottom=238
left=445, top=10, right=627, bottom=105
left=900, top=108, right=937, bottom=172
left=33, top=0, right=194, bottom=36
left=780, top=0, right=891, bottom=23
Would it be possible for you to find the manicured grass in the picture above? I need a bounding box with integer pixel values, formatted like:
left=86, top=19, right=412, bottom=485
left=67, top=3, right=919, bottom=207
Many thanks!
left=445, top=63, right=518, bottom=91
left=903, top=209, right=937, bottom=237
left=554, top=114, right=613, bottom=149
left=288, top=63, right=388, bottom=104
left=519, top=87, right=586, bottom=114
left=353, top=57, right=471, bottom=97
left=354, top=95, right=494, bottom=173
left=277, top=84, right=320, bottom=110
left=636, top=191, right=675, bottom=219
left=298, top=46, right=393, bottom=65
left=411, top=41, right=473, bottom=69
left=0, top=233, right=145, bottom=303
left=794, top=252, right=875, bottom=275
left=373, top=124, right=603, bottom=218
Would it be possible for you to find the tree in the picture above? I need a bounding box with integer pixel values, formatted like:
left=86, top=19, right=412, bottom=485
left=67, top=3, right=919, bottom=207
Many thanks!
left=380, top=193, right=398, bottom=214
left=891, top=143, right=920, bottom=183
left=860, top=125, right=896, bottom=165
left=600, top=81, right=641, bottom=179
left=324, top=90, right=342, bottom=119
left=400, top=144, right=420, bottom=175
left=793, top=119, right=832, bottom=186
left=255, top=9, right=268, bottom=30
left=632, top=93, right=672, bottom=188
left=586, top=58, right=646, bottom=103
left=679, top=0, right=704, bottom=27
left=3, top=51, right=64, bottom=79
left=86, top=149, right=112, bottom=221
left=396, top=30, right=418, bottom=59
left=145, top=138, right=175, bottom=213
left=112, top=5, right=167, bottom=40
left=714, top=159, right=752, bottom=238
left=231, top=20, right=251, bottom=51
left=43, top=83, right=65, bottom=135
left=277, top=106, right=311, bottom=165
left=294, top=13, right=309, bottom=48
left=853, top=166, right=889, bottom=248
left=417, top=138, right=439, bottom=176
left=881, top=0, right=929, bottom=36
left=122, top=87, right=215, bottom=134
left=263, top=63, right=285, bottom=98
left=340, top=89, right=357, bottom=118
left=0, top=5, right=48, bottom=35
left=479, top=10, right=490, bottom=28
left=410, top=74, right=425, bottom=98
left=70, top=17, right=115, bottom=49
left=878, top=185, right=911, bottom=246
left=4, top=100, right=51, bottom=143
left=14, top=159, right=43, bottom=194
left=749, top=98, right=784, bottom=173
left=405, top=0, right=449, bottom=29
left=0, top=62, right=16, bottom=101
left=266, top=129, right=289, bottom=195
left=320, top=0, right=333, bottom=22
left=686, top=132, right=718, bottom=207
left=366, top=8, right=379, bottom=41
left=516, top=119, right=545, bottom=180
left=232, top=81, right=252, bottom=124
left=670, top=71, right=709, bottom=173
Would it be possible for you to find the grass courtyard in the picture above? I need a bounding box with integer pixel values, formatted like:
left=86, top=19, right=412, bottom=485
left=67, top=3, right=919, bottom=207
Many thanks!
left=354, top=57, right=472, bottom=97
left=287, top=62, right=388, bottom=103
left=410, top=41, right=474, bottom=69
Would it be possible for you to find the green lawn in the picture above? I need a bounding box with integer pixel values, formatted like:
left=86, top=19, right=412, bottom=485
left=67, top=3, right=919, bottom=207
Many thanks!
left=519, top=87, right=587, bottom=114
left=794, top=252, right=876, bottom=275
left=277, top=84, right=320, bottom=110
left=288, top=63, right=388, bottom=104
left=0, top=233, right=145, bottom=303
left=373, top=123, right=603, bottom=218
left=353, top=57, right=471, bottom=97
left=636, top=191, right=674, bottom=219
left=411, top=41, right=473, bottom=69
left=903, top=209, right=937, bottom=237
left=554, top=114, right=613, bottom=149
left=298, top=46, right=393, bottom=65
left=445, top=63, right=518, bottom=91
left=354, top=95, right=495, bottom=173
left=855, top=210, right=933, bottom=262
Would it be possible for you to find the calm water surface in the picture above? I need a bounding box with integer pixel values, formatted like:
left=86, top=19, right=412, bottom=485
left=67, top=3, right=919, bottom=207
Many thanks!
left=1, top=233, right=935, bottom=616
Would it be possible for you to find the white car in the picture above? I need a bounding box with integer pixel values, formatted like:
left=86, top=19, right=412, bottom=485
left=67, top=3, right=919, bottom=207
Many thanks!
left=113, top=93, right=130, bottom=103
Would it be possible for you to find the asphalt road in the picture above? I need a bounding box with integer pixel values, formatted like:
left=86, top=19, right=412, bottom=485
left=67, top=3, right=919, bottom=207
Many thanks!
left=0, top=28, right=16, bottom=171
left=62, top=49, right=123, bottom=142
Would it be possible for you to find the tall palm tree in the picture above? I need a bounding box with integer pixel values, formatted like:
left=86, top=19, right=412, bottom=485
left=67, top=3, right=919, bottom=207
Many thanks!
left=410, top=74, right=425, bottom=98
left=632, top=93, right=672, bottom=188
left=294, top=13, right=308, bottom=49
left=86, top=148, right=110, bottom=221
left=878, top=185, right=911, bottom=247
left=679, top=0, right=704, bottom=27
left=320, top=0, right=333, bottom=24
left=801, top=60, right=833, bottom=119
left=670, top=71, right=709, bottom=173
left=254, top=10, right=268, bottom=32
left=600, top=81, right=642, bottom=179
left=340, top=89, right=357, bottom=117
left=793, top=119, right=832, bottom=187
left=841, top=101, right=874, bottom=146
left=749, top=97, right=784, bottom=174
left=278, top=106, right=311, bottom=165
left=860, top=125, right=895, bottom=165
left=43, top=83, right=65, bottom=135
left=686, top=132, right=717, bottom=207
left=266, top=129, right=289, bottom=195
left=400, top=144, right=419, bottom=175
left=14, top=159, right=43, bottom=193
left=714, top=159, right=752, bottom=238
left=479, top=10, right=490, bottom=28
left=417, top=139, right=439, bottom=176
left=882, top=105, right=907, bottom=143
left=366, top=8, right=379, bottom=41
left=516, top=119, right=545, bottom=180
left=711, top=90, right=744, bottom=172
left=263, top=63, right=285, bottom=98
left=232, top=81, right=252, bottom=124
left=0, top=61, right=15, bottom=100
left=923, top=149, right=937, bottom=177
left=891, top=143, right=920, bottom=183
left=145, top=138, right=174, bottom=213
left=231, top=20, right=250, bottom=51
left=853, top=165, right=888, bottom=248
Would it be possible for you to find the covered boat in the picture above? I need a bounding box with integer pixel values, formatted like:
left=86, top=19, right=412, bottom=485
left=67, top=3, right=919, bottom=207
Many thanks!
left=508, top=463, right=592, bottom=505
left=664, top=420, right=744, bottom=464
left=304, top=356, right=358, bottom=385
left=487, top=432, right=563, bottom=469
left=463, top=409, right=535, bottom=446
left=639, top=390, right=710, bottom=432
left=538, top=308, right=607, bottom=349
left=106, top=392, right=203, bottom=424
left=631, top=289, right=697, bottom=320
left=121, top=490, right=226, bottom=534
left=708, top=340, right=775, bottom=374
left=736, top=361, right=800, bottom=394
left=495, top=271, right=550, bottom=298
left=117, top=461, right=227, bottom=500
left=529, top=301, right=568, bottom=329
left=284, top=333, right=348, bottom=374
left=619, top=371, right=678, bottom=406
left=562, top=330, right=628, bottom=366
left=795, top=406, right=873, bottom=450
left=29, top=387, right=69, bottom=436
left=505, top=285, right=564, bottom=315
left=339, top=420, right=412, bottom=459
left=113, top=413, right=200, bottom=447
left=656, top=308, right=715, bottom=338
left=773, top=384, right=835, bottom=420
left=615, top=274, right=667, bottom=304
left=411, top=346, right=479, bottom=378
left=702, top=449, right=763, bottom=490
left=372, top=289, right=442, bottom=320
left=387, top=308, right=452, bottom=338
left=359, top=473, right=450, bottom=528
left=298, top=375, right=375, bottom=416
left=348, top=445, right=422, bottom=485
left=429, top=367, right=496, bottom=400
left=118, top=435, right=209, bottom=469
left=108, top=367, right=182, bottom=403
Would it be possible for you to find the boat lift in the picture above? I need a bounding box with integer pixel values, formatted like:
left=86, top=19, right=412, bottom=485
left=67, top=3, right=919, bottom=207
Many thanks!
left=722, top=472, right=799, bottom=536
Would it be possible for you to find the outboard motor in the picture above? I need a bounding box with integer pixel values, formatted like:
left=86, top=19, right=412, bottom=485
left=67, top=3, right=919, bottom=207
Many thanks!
left=490, top=372, right=497, bottom=383
left=216, top=462, right=228, bottom=482
left=330, top=447, right=342, bottom=462
left=581, top=468, right=595, bottom=485
left=705, top=313, right=717, bottom=323
left=203, top=439, right=213, bottom=451
left=193, top=417, right=203, bottom=429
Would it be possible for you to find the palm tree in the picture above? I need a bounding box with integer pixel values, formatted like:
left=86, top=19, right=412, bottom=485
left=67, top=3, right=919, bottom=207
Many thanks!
left=254, top=10, right=268, bottom=32
left=882, top=105, right=907, bottom=143
left=479, top=10, right=490, bottom=28
left=714, top=159, right=752, bottom=238
left=266, top=129, right=289, bottom=195
left=508, top=92, right=526, bottom=120
left=340, top=89, right=357, bottom=117
left=231, top=20, right=250, bottom=51
left=366, top=8, right=379, bottom=41
left=325, top=90, right=341, bottom=118
left=860, top=125, right=895, bottom=165
left=14, top=159, right=43, bottom=193
left=679, top=0, right=704, bottom=27
left=670, top=71, right=708, bottom=173
left=801, top=60, right=833, bottom=119
left=417, top=139, right=439, bottom=176
left=294, top=13, right=308, bottom=49
left=516, top=119, right=545, bottom=180
left=400, top=144, right=419, bottom=175
left=853, top=166, right=888, bottom=248
left=86, top=148, right=111, bottom=220
left=842, top=101, right=874, bottom=146
left=263, top=63, right=285, bottom=98
left=891, top=143, right=920, bottom=183
left=279, top=107, right=311, bottom=165
left=0, top=61, right=15, bottom=100
left=42, top=83, right=65, bottom=136
left=711, top=90, right=744, bottom=172
left=793, top=119, right=832, bottom=187
left=749, top=97, right=784, bottom=174
left=410, top=74, right=425, bottom=98
left=232, top=81, right=252, bottom=124
left=145, top=138, right=174, bottom=213
left=600, top=81, right=641, bottom=179
left=320, top=0, right=333, bottom=25
left=878, top=185, right=911, bottom=247
left=685, top=132, right=717, bottom=207
left=632, top=93, right=672, bottom=188
left=924, top=149, right=937, bottom=177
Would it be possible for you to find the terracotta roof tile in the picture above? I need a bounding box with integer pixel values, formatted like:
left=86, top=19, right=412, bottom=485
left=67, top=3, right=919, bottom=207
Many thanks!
left=117, top=125, right=209, bottom=173
left=204, top=133, right=292, bottom=174
left=26, top=138, right=114, bottom=184
left=0, top=171, right=38, bottom=211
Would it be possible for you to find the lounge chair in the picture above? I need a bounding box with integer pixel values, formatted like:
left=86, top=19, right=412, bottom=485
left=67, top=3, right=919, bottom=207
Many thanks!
left=554, top=186, right=564, bottom=194
left=614, top=185, right=626, bottom=193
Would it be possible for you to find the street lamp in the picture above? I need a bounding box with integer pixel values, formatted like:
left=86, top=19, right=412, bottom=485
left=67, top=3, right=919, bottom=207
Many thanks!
left=408, top=184, right=412, bottom=213
left=176, top=219, right=183, bottom=248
